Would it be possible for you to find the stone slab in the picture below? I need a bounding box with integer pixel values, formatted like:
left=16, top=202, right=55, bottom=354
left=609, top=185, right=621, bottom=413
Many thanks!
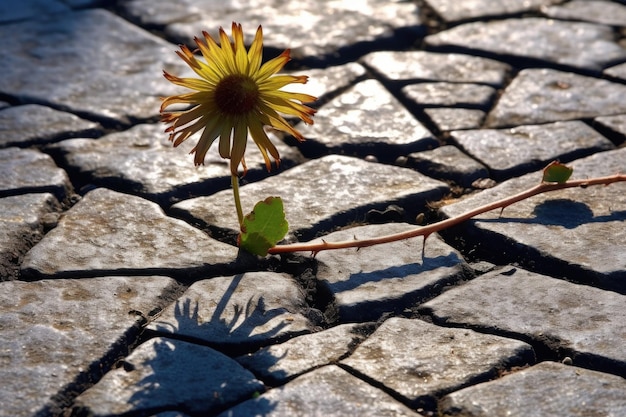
left=0, top=194, right=59, bottom=281
left=439, top=148, right=626, bottom=287
left=295, top=79, right=436, bottom=159
left=71, top=337, right=264, bottom=416
left=0, top=9, right=187, bottom=124
left=486, top=68, right=626, bottom=127
left=605, top=61, right=626, bottom=80
left=594, top=114, right=626, bottom=142
left=286, top=63, right=367, bottom=106
left=421, top=267, right=626, bottom=374
left=0, top=147, right=71, bottom=200
left=148, top=272, right=315, bottom=352
left=423, top=0, right=560, bottom=22
left=122, top=0, right=424, bottom=64
left=215, top=365, right=424, bottom=417
left=0, top=275, right=176, bottom=417
left=236, top=323, right=367, bottom=384
left=342, top=318, right=534, bottom=408
left=440, top=362, right=626, bottom=417
left=425, top=18, right=626, bottom=71
left=21, top=188, right=238, bottom=279
left=542, top=0, right=626, bottom=27
left=171, top=155, right=449, bottom=242
left=407, top=145, right=489, bottom=187
left=312, top=224, right=467, bottom=322
left=361, top=51, right=510, bottom=86
left=52, top=123, right=304, bottom=205
left=0, top=104, right=101, bottom=148
left=450, top=121, right=614, bottom=180
left=424, top=108, right=485, bottom=131
left=402, top=82, right=496, bottom=109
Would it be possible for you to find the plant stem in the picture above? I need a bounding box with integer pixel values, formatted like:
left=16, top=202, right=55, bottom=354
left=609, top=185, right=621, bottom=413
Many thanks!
left=232, top=174, right=244, bottom=227
left=267, top=173, right=626, bottom=255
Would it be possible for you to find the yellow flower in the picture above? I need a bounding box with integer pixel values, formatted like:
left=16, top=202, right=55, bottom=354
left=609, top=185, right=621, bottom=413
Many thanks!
left=161, top=22, right=317, bottom=176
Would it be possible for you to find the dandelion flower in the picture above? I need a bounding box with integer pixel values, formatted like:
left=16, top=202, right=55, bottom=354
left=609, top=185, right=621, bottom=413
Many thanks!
left=161, top=22, right=317, bottom=176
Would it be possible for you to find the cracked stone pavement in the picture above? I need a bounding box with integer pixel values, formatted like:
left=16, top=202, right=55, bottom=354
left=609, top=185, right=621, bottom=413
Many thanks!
left=1, top=1, right=625, bottom=416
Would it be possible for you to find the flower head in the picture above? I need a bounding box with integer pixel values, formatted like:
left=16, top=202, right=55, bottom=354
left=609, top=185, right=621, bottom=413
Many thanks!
left=161, top=22, right=317, bottom=176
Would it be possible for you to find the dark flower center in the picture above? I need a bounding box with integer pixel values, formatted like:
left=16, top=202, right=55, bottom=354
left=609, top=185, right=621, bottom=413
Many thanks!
left=214, top=74, right=259, bottom=115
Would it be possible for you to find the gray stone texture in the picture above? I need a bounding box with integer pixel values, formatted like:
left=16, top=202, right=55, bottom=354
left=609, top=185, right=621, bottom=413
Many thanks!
left=342, top=318, right=534, bottom=407
left=424, top=0, right=561, bottom=22
left=0, top=0, right=69, bottom=23
left=0, top=104, right=101, bottom=148
left=0, top=147, right=71, bottom=200
left=542, top=0, right=626, bottom=27
left=313, top=225, right=467, bottom=322
left=72, top=337, right=264, bottom=416
left=361, top=51, right=510, bottom=86
left=440, top=361, right=626, bottom=417
left=296, top=79, right=437, bottom=158
left=0, top=9, right=187, bottom=124
left=51, top=123, right=305, bottom=204
left=486, top=68, right=626, bottom=127
left=0, top=276, right=176, bottom=417
left=449, top=121, right=615, bottom=180
left=148, top=272, right=315, bottom=350
left=21, top=188, right=238, bottom=279
left=440, top=148, right=626, bottom=288
left=215, top=365, right=424, bottom=417
left=171, top=155, right=449, bottom=241
left=424, top=108, right=486, bottom=131
left=121, top=0, right=424, bottom=62
left=421, top=267, right=626, bottom=373
left=0, top=194, right=59, bottom=281
left=605, top=61, right=626, bottom=80
left=402, top=82, right=496, bottom=109
left=425, top=18, right=626, bottom=71
left=407, top=145, right=489, bottom=187
left=594, top=114, right=626, bottom=141
left=236, top=323, right=368, bottom=384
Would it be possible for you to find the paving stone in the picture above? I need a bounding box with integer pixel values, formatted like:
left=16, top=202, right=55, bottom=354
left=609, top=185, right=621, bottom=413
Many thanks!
left=424, top=108, right=485, bottom=131
left=286, top=63, right=366, bottom=105
left=0, top=194, right=59, bottom=281
left=0, top=147, right=71, bottom=200
left=21, top=188, right=238, bottom=279
left=0, top=0, right=69, bottom=23
left=311, top=224, right=466, bottom=322
left=421, top=267, right=626, bottom=374
left=342, top=318, right=534, bottom=408
left=0, top=9, right=187, bottom=124
left=236, top=323, right=367, bottom=384
left=51, top=123, right=304, bottom=205
left=594, top=114, right=626, bottom=142
left=71, top=337, right=264, bottom=416
left=407, top=145, right=489, bottom=187
left=402, top=82, right=496, bottom=109
left=542, top=0, right=626, bottom=27
left=425, top=18, right=626, bottom=71
left=439, top=361, right=626, bottom=417
left=148, top=272, right=315, bottom=352
left=215, top=365, right=424, bottom=417
left=439, top=148, right=626, bottom=288
left=605, top=61, right=626, bottom=80
left=0, top=102, right=8, bottom=110
left=171, top=155, right=449, bottom=242
left=423, top=0, right=560, bottom=22
left=486, top=69, right=626, bottom=127
left=0, top=275, right=176, bottom=417
left=361, top=51, right=510, bottom=86
left=122, top=0, right=424, bottom=63
left=295, top=79, right=436, bottom=159
left=0, top=104, right=101, bottom=148
left=449, top=121, right=614, bottom=180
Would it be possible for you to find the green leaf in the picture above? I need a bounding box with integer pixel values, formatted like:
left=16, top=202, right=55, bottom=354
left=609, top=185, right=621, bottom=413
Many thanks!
left=542, top=161, right=573, bottom=184
left=238, top=196, right=289, bottom=256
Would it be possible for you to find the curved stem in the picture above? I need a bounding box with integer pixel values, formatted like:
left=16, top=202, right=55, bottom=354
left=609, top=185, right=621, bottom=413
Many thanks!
left=267, top=174, right=626, bottom=255
left=231, top=174, right=244, bottom=227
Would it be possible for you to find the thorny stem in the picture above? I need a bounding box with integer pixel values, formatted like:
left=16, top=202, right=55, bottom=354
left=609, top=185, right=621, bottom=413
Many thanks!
left=232, top=174, right=244, bottom=227
left=267, top=173, right=626, bottom=255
